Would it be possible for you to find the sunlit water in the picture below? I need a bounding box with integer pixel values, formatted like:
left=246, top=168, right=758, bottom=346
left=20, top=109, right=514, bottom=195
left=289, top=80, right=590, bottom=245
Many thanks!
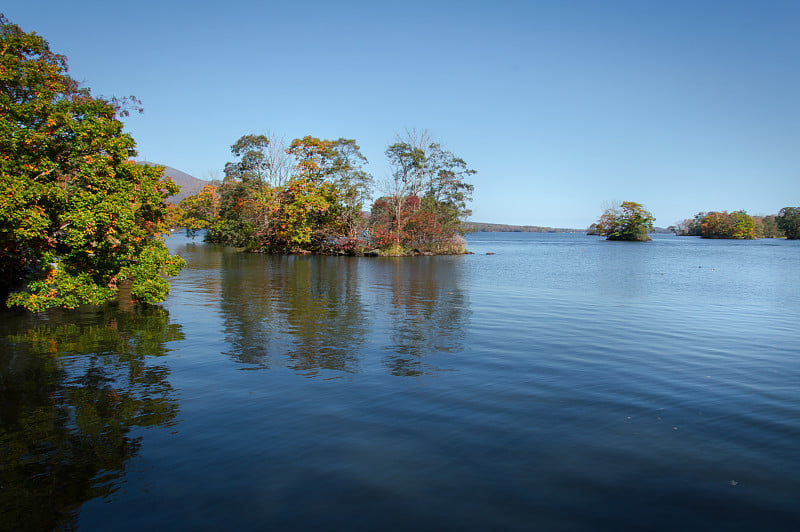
left=2, top=233, right=798, bottom=531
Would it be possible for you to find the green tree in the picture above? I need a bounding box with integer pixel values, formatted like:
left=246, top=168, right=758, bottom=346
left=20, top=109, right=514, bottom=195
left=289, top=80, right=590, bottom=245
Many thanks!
left=0, top=15, right=184, bottom=311
left=729, top=210, right=756, bottom=239
left=593, top=201, right=655, bottom=241
left=777, top=207, right=800, bottom=239
left=327, top=138, right=373, bottom=241
left=207, top=135, right=273, bottom=248
left=228, top=134, right=272, bottom=183
left=686, top=212, right=707, bottom=236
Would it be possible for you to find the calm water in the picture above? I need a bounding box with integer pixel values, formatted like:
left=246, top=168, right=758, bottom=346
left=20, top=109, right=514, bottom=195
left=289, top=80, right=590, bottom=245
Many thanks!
left=2, top=233, right=798, bottom=531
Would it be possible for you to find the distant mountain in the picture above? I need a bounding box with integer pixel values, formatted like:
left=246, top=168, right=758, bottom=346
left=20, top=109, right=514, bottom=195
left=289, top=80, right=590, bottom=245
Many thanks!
left=136, top=161, right=209, bottom=203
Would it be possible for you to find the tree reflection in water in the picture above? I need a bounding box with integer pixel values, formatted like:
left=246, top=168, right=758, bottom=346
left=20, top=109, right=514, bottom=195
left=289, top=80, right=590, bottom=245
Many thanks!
left=282, top=257, right=367, bottom=375
left=220, top=254, right=366, bottom=374
left=378, top=257, right=469, bottom=376
left=218, top=253, right=469, bottom=377
left=0, top=304, right=182, bottom=531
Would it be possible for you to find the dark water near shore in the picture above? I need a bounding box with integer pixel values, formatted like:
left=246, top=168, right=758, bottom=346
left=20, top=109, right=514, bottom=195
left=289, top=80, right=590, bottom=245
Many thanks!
left=2, top=233, right=799, bottom=531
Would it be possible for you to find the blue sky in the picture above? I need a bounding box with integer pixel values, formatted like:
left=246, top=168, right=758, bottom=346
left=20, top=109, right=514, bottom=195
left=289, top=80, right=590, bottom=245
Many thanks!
left=6, top=1, right=799, bottom=228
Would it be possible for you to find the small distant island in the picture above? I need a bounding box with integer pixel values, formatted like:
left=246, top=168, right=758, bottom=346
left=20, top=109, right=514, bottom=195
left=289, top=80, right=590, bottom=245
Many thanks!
left=588, top=202, right=655, bottom=241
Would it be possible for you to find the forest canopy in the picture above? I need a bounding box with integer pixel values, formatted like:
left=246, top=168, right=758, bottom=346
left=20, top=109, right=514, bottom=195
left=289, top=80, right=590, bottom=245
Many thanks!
left=0, top=15, right=184, bottom=311
left=671, top=211, right=760, bottom=239
left=175, top=130, right=476, bottom=256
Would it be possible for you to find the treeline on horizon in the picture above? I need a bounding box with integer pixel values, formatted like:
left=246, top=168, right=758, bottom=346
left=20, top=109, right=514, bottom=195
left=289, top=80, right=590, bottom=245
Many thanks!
left=587, top=202, right=800, bottom=241
left=170, top=131, right=475, bottom=256
left=667, top=209, right=800, bottom=239
left=462, top=222, right=579, bottom=233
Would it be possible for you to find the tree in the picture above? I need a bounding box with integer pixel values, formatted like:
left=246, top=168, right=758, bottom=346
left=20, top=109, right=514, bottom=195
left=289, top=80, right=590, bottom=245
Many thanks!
left=178, top=184, right=219, bottom=237
left=754, top=215, right=781, bottom=238
left=0, top=15, right=184, bottom=311
left=327, top=138, right=373, bottom=241
left=728, top=211, right=755, bottom=239
left=693, top=210, right=756, bottom=239
left=200, top=134, right=373, bottom=254
left=777, top=207, right=800, bottom=239
left=207, top=135, right=271, bottom=248
left=668, top=218, right=696, bottom=236
left=686, top=212, right=707, bottom=236
left=225, top=133, right=292, bottom=188
left=277, top=136, right=372, bottom=252
left=228, top=134, right=272, bottom=183
left=265, top=177, right=340, bottom=252
left=375, top=141, right=426, bottom=249
left=371, top=132, right=475, bottom=254
left=185, top=130, right=471, bottom=255
left=593, top=201, right=654, bottom=241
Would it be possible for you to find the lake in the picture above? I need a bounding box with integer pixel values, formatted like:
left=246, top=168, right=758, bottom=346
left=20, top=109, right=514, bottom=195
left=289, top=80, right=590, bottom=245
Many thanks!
left=2, top=232, right=799, bottom=531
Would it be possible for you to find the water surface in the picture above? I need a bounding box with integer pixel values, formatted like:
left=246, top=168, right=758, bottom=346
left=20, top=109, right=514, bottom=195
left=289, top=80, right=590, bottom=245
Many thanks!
left=2, top=233, right=798, bottom=530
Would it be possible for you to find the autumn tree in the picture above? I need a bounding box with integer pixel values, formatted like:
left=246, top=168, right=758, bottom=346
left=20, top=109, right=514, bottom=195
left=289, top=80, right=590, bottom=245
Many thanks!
left=726, top=211, right=755, bottom=239
left=178, top=184, right=220, bottom=237
left=692, top=211, right=756, bottom=239
left=272, top=136, right=372, bottom=252
left=181, top=129, right=472, bottom=255
left=0, top=15, right=184, bottom=311
left=371, top=132, right=475, bottom=254
left=593, top=201, right=655, bottom=241
left=195, top=134, right=372, bottom=253
left=374, top=141, right=426, bottom=249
